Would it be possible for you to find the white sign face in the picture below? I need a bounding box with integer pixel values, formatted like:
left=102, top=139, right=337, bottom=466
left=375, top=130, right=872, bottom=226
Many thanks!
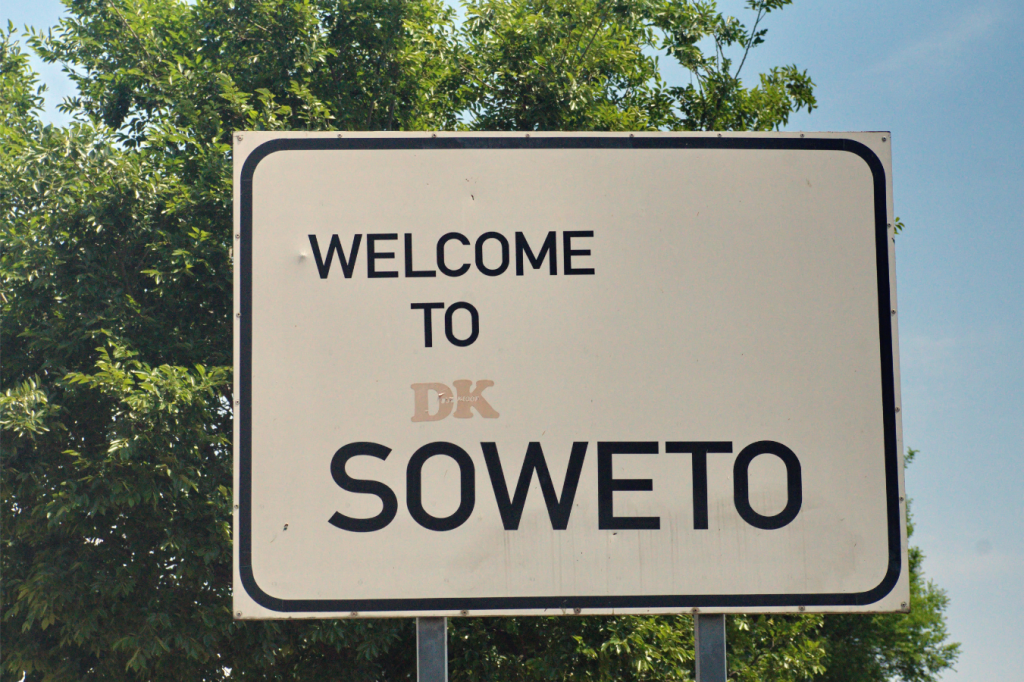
left=233, top=132, right=908, bottom=618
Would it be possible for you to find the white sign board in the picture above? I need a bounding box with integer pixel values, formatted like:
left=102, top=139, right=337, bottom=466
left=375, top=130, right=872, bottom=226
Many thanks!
left=233, top=132, right=908, bottom=618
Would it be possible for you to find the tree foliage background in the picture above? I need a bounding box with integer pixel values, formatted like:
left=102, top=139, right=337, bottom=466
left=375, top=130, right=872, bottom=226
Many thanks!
left=1, top=0, right=958, bottom=679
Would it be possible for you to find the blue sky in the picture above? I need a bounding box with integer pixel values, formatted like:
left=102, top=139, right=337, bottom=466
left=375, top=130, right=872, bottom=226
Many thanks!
left=3, top=1, right=1021, bottom=680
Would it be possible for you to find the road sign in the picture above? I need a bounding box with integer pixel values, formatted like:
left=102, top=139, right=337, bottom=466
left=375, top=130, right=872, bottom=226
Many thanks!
left=233, top=132, right=909, bottom=618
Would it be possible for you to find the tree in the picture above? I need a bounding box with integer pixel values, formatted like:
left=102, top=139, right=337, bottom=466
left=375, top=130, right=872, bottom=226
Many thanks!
left=1, top=1, right=954, bottom=680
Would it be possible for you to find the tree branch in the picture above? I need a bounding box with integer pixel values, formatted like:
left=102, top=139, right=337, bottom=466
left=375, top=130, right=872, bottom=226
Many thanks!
left=734, top=2, right=767, bottom=80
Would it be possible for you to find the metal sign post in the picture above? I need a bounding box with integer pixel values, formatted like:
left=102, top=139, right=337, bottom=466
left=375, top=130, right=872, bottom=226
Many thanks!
left=416, top=617, right=448, bottom=682
left=695, top=614, right=726, bottom=682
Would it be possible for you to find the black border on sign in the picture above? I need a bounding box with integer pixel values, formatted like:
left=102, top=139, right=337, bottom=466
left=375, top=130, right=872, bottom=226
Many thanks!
left=237, top=135, right=901, bottom=613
